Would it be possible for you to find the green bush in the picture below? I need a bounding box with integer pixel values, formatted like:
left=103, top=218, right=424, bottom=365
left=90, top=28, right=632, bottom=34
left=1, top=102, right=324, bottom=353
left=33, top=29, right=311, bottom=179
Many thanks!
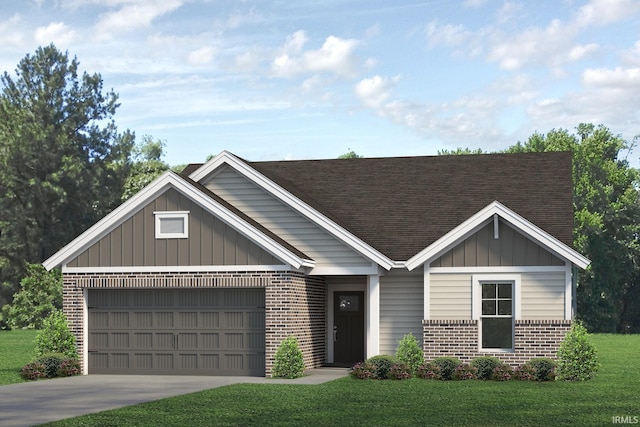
left=35, top=310, right=77, bottom=358
left=556, top=322, right=600, bottom=381
left=432, top=357, right=461, bottom=381
left=388, top=363, right=412, bottom=380
left=34, top=353, right=67, bottom=378
left=271, top=336, right=305, bottom=379
left=452, top=363, right=478, bottom=380
left=395, top=333, right=423, bottom=373
left=416, top=361, right=441, bottom=380
left=491, top=364, right=514, bottom=381
left=366, top=355, right=398, bottom=380
left=471, top=356, right=503, bottom=380
left=525, top=358, right=557, bottom=381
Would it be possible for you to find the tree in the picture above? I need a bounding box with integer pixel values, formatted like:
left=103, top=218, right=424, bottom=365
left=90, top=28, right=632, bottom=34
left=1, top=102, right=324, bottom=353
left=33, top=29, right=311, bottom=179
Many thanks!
left=338, top=149, right=363, bottom=159
left=0, top=44, right=133, bottom=308
left=121, top=135, right=170, bottom=200
left=437, top=147, right=485, bottom=155
left=1, top=263, right=62, bottom=329
left=506, top=124, right=640, bottom=332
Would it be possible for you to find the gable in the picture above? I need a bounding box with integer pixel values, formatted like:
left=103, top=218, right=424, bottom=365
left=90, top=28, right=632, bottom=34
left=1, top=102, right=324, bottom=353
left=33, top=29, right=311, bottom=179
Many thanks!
left=430, top=218, right=564, bottom=268
left=66, top=188, right=282, bottom=268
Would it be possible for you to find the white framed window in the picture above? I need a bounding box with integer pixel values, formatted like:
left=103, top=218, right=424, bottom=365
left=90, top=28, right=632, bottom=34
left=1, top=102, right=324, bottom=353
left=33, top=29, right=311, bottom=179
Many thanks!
left=472, top=274, right=521, bottom=352
left=154, top=211, right=189, bottom=239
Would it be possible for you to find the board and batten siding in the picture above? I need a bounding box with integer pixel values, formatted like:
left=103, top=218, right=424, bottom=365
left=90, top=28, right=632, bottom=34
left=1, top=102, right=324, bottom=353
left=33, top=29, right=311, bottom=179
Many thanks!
left=430, top=219, right=564, bottom=268
left=204, top=166, right=371, bottom=268
left=520, top=271, right=566, bottom=319
left=429, top=274, right=473, bottom=319
left=379, top=270, right=423, bottom=354
left=67, top=188, right=281, bottom=268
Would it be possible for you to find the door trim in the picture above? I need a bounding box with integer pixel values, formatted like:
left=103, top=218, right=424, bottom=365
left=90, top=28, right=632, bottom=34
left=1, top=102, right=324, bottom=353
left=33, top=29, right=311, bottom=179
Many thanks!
left=327, top=282, right=366, bottom=364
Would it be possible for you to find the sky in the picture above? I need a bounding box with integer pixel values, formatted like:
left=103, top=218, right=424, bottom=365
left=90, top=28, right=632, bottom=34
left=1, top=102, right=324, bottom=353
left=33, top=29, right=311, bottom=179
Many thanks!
left=0, top=0, right=639, bottom=164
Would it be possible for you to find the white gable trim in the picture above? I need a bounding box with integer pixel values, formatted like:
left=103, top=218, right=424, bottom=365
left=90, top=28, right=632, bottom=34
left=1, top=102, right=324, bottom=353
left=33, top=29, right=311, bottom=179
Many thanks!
left=405, top=201, right=590, bottom=271
left=189, top=151, right=395, bottom=270
left=43, top=171, right=314, bottom=271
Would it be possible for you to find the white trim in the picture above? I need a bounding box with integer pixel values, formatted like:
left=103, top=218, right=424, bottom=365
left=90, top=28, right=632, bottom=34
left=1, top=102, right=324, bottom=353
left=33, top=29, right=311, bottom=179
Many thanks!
left=473, top=274, right=521, bottom=352
left=366, top=274, right=380, bottom=358
left=308, top=265, right=379, bottom=276
left=154, top=211, right=189, bottom=239
left=189, top=151, right=395, bottom=270
left=82, top=289, right=88, bottom=375
left=430, top=265, right=568, bottom=274
left=423, top=264, right=430, bottom=320
left=61, top=264, right=295, bottom=274
left=406, top=201, right=590, bottom=271
left=564, top=262, right=572, bottom=320
left=43, top=171, right=314, bottom=271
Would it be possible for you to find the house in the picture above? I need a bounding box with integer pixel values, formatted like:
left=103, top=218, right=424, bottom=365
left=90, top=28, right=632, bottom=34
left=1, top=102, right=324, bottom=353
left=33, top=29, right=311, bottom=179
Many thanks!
left=43, top=150, right=590, bottom=376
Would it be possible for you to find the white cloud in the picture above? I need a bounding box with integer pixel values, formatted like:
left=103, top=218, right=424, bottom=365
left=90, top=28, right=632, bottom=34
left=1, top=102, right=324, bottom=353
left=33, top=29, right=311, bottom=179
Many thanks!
left=0, top=13, right=24, bottom=46
left=583, top=66, right=640, bottom=88
left=354, top=75, right=399, bottom=108
left=92, top=0, right=183, bottom=40
left=575, top=0, right=640, bottom=27
left=271, top=32, right=360, bottom=78
left=464, top=0, right=487, bottom=8
left=187, top=46, right=217, bottom=66
left=568, top=43, right=599, bottom=62
left=34, top=22, right=76, bottom=46
left=425, top=20, right=471, bottom=48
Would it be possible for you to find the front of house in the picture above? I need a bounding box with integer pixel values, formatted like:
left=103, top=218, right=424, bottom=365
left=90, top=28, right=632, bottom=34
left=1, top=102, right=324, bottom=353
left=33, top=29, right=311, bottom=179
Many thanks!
left=44, top=151, right=589, bottom=376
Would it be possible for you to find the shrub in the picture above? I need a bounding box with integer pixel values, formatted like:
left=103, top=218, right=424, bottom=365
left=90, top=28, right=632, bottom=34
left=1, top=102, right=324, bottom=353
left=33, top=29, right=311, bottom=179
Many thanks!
left=35, top=310, right=78, bottom=358
left=452, top=363, right=478, bottom=380
left=57, top=358, right=81, bottom=377
left=526, top=358, right=557, bottom=381
left=350, top=361, right=377, bottom=380
left=416, top=362, right=442, bottom=380
left=513, top=364, right=537, bottom=381
left=20, top=361, right=47, bottom=381
left=556, top=322, right=600, bottom=381
left=471, top=356, right=503, bottom=380
left=34, top=353, right=67, bottom=378
left=271, top=336, right=305, bottom=379
left=388, top=363, right=412, bottom=380
left=366, top=355, right=398, bottom=380
left=395, top=333, right=423, bottom=373
left=432, top=357, right=461, bottom=381
left=492, top=364, right=514, bottom=381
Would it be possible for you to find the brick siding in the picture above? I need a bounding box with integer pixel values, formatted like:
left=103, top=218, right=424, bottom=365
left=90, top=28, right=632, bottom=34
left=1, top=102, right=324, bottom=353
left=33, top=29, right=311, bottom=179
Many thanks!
left=62, top=271, right=326, bottom=377
left=422, top=319, right=571, bottom=366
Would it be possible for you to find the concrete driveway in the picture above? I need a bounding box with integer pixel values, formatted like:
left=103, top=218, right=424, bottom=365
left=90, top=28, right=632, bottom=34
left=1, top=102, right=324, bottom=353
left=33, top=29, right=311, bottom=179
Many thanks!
left=0, top=368, right=348, bottom=427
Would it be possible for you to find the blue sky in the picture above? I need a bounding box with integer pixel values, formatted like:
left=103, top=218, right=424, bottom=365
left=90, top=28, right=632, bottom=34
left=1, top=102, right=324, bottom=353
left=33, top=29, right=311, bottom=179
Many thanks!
left=1, top=0, right=639, bottom=164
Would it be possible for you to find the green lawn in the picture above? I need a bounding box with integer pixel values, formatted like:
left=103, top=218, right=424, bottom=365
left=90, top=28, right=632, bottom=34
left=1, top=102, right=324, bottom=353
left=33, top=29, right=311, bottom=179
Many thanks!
left=42, top=334, right=638, bottom=427
left=0, top=329, right=38, bottom=385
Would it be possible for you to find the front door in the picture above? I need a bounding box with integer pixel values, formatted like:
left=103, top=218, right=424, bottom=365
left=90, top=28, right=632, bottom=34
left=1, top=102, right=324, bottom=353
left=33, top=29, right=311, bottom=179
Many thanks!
left=333, top=291, right=365, bottom=365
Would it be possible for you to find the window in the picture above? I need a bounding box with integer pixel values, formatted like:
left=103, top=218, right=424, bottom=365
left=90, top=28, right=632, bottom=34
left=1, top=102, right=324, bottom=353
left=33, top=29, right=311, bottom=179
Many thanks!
left=154, top=211, right=189, bottom=239
left=481, top=283, right=513, bottom=349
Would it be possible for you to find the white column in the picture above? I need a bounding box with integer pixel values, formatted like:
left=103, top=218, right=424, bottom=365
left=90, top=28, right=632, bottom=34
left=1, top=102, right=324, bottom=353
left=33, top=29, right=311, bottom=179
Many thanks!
left=367, top=274, right=380, bottom=358
left=423, top=264, right=430, bottom=320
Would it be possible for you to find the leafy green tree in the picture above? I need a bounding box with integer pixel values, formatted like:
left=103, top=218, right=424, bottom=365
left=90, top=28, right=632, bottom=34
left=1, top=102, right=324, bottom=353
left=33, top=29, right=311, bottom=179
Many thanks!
left=1, top=263, right=62, bottom=329
left=0, top=44, right=133, bottom=307
left=437, top=147, right=485, bottom=155
left=506, top=124, right=640, bottom=332
left=121, top=135, right=170, bottom=200
left=338, top=149, right=363, bottom=159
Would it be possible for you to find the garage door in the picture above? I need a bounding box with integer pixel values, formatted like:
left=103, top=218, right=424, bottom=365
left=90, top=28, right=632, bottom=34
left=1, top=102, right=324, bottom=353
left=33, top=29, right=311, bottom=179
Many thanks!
left=87, top=288, right=265, bottom=376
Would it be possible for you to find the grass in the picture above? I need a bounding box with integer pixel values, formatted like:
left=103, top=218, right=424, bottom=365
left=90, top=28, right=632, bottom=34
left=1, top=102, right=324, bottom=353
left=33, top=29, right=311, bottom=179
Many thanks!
left=0, top=329, right=38, bottom=385
left=41, top=334, right=639, bottom=427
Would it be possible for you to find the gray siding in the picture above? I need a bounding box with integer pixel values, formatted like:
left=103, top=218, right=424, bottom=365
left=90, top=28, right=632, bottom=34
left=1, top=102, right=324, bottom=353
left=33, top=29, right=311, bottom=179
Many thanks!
left=379, top=270, right=423, bottom=354
left=520, top=271, right=566, bottom=319
left=430, top=219, right=565, bottom=267
left=204, top=166, right=371, bottom=268
left=68, top=188, right=281, bottom=267
left=429, top=274, right=472, bottom=319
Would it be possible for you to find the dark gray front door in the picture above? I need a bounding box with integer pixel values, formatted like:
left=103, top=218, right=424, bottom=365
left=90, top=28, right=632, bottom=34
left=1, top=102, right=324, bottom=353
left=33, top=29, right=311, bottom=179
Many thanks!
left=87, top=288, right=265, bottom=376
left=333, top=291, right=365, bottom=365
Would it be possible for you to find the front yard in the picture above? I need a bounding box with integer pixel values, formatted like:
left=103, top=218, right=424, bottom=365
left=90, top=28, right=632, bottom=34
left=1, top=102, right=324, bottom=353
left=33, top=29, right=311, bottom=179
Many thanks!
left=0, top=329, right=38, bottom=385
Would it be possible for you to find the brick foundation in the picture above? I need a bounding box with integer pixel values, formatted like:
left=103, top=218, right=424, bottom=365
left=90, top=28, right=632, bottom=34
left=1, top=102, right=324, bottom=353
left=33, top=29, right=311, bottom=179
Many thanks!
left=422, top=319, right=571, bottom=366
left=62, top=271, right=327, bottom=377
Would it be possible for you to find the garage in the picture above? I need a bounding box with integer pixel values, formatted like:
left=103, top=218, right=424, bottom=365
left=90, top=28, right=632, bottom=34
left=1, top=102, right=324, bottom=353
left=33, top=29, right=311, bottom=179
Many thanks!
left=87, top=288, right=265, bottom=376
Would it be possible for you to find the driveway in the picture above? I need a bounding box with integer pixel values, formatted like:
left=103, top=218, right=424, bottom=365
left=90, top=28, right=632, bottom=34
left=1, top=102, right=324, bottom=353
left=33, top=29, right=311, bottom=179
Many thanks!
left=0, top=368, right=348, bottom=427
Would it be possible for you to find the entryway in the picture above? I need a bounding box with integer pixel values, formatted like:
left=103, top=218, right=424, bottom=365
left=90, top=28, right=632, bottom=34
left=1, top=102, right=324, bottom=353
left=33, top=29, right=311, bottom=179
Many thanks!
left=332, top=291, right=365, bottom=366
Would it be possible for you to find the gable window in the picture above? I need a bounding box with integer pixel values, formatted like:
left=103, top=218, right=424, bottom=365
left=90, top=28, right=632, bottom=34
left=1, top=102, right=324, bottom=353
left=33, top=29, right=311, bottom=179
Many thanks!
left=472, top=274, right=520, bottom=352
left=481, top=283, right=513, bottom=349
left=154, top=211, right=189, bottom=239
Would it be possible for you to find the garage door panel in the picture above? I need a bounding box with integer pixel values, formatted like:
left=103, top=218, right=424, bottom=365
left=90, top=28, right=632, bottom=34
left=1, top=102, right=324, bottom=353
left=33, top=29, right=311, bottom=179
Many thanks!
left=88, top=288, right=265, bottom=376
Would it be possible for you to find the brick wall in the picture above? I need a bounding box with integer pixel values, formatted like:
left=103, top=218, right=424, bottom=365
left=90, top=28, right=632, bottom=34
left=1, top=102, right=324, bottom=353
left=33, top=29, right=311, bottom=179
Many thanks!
left=62, top=271, right=326, bottom=377
left=422, top=319, right=571, bottom=366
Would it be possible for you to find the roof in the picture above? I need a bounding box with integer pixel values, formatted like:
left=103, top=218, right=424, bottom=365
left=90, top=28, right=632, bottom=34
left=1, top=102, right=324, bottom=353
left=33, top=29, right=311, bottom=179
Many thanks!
left=187, top=152, right=574, bottom=261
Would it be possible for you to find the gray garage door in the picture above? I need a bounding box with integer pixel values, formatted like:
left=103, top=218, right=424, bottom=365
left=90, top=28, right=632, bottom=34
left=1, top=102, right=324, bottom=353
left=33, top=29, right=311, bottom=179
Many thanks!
left=87, top=288, right=265, bottom=376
